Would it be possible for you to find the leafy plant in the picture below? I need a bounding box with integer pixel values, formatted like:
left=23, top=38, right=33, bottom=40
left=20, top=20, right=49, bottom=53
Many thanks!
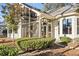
left=0, top=45, right=19, bottom=56
left=0, top=35, right=6, bottom=38
left=60, top=36, right=71, bottom=45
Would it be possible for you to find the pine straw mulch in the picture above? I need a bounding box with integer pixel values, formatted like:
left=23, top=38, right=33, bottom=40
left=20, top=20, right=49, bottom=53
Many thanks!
left=24, top=48, right=79, bottom=56
left=19, top=41, right=79, bottom=56
left=0, top=38, right=16, bottom=47
left=1, top=38, right=79, bottom=56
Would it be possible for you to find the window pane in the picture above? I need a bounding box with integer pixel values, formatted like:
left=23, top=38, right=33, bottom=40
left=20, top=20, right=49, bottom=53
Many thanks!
left=63, top=18, right=72, bottom=34
left=48, top=24, right=51, bottom=32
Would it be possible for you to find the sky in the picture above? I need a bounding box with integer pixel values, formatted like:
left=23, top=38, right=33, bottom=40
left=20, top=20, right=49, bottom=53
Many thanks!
left=0, top=3, right=43, bottom=22
left=0, top=3, right=5, bottom=22
left=27, top=3, right=43, bottom=10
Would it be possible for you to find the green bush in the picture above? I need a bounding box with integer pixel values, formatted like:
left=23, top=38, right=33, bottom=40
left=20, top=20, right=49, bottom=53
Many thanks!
left=0, top=35, right=6, bottom=38
left=16, top=38, right=54, bottom=51
left=0, top=45, right=19, bottom=56
left=60, top=36, right=71, bottom=44
left=16, top=37, right=41, bottom=42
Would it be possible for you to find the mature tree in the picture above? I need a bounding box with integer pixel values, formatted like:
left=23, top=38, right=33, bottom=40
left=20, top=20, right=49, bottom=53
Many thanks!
left=1, top=3, right=23, bottom=39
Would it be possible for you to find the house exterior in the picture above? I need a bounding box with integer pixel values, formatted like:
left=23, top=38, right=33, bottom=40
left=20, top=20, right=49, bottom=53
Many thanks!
left=7, top=3, right=79, bottom=41
left=7, top=3, right=53, bottom=39
left=0, top=22, right=7, bottom=36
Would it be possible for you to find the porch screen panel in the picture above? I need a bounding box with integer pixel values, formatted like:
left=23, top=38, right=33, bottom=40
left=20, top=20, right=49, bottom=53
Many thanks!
left=58, top=21, right=60, bottom=34
left=77, top=18, right=79, bottom=34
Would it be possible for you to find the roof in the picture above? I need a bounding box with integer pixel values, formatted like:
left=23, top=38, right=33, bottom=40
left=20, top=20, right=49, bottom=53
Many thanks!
left=22, top=3, right=54, bottom=19
left=22, top=3, right=42, bottom=12
left=22, top=3, right=79, bottom=20
left=49, top=5, right=78, bottom=16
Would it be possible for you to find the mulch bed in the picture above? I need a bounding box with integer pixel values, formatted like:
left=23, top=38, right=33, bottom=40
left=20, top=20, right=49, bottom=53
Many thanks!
left=20, top=48, right=79, bottom=56
left=0, top=38, right=15, bottom=43
left=1, top=38, right=79, bottom=56
left=18, top=42, right=79, bottom=56
left=0, top=38, right=16, bottom=47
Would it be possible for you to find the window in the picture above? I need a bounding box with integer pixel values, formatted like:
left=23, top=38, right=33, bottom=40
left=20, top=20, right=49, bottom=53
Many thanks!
left=58, top=21, right=60, bottom=34
left=9, top=29, right=12, bottom=33
left=14, top=28, right=18, bottom=33
left=63, top=18, right=72, bottom=34
left=77, top=18, right=79, bottom=34
left=30, top=25, right=33, bottom=30
left=48, top=24, right=51, bottom=32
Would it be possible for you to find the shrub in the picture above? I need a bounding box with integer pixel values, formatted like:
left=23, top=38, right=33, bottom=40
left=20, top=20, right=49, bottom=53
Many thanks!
left=0, top=35, right=6, bottom=38
left=60, top=36, right=71, bottom=45
left=16, top=37, right=41, bottom=42
left=16, top=38, right=54, bottom=51
left=0, top=45, right=19, bottom=56
left=74, top=37, right=79, bottom=42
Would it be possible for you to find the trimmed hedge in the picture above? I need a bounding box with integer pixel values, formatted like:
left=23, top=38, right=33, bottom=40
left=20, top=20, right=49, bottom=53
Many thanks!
left=16, top=37, right=41, bottom=42
left=16, top=38, right=55, bottom=51
left=0, top=45, right=19, bottom=56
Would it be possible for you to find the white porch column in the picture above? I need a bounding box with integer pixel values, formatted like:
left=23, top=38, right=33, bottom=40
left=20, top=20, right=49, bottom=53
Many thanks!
left=28, top=8, right=31, bottom=38
left=38, top=17, right=42, bottom=38
left=18, top=19, right=22, bottom=38
left=60, top=18, right=63, bottom=37
left=51, top=20, right=55, bottom=39
left=46, top=23, right=48, bottom=37
left=7, top=28, right=10, bottom=38
left=72, top=16, right=77, bottom=39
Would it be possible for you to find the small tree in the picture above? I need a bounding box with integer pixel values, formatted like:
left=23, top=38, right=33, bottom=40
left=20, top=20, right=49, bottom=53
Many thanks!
left=1, top=3, right=23, bottom=39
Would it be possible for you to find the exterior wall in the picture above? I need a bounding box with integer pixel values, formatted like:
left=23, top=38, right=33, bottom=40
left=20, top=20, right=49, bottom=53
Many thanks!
left=8, top=33, right=19, bottom=39
left=7, top=16, right=41, bottom=39
left=7, top=15, right=79, bottom=40
left=0, top=30, right=3, bottom=35
left=51, top=21, right=55, bottom=39
left=7, top=19, right=22, bottom=39
left=53, top=20, right=60, bottom=41
left=75, top=16, right=79, bottom=39
left=54, top=16, right=79, bottom=42
left=17, top=19, right=22, bottom=38
left=0, top=25, right=6, bottom=36
left=7, top=4, right=79, bottom=40
left=7, top=28, right=19, bottom=39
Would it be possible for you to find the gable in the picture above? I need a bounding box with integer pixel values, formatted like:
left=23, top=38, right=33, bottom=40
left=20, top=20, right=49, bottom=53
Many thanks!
left=20, top=3, right=42, bottom=16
